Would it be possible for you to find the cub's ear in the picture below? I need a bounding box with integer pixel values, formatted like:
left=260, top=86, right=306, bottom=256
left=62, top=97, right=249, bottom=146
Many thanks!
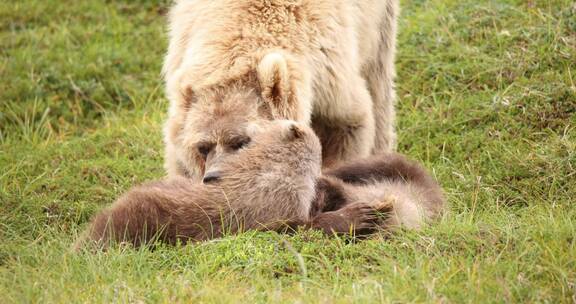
left=289, top=123, right=305, bottom=140
left=257, top=52, right=290, bottom=109
left=278, top=120, right=305, bottom=141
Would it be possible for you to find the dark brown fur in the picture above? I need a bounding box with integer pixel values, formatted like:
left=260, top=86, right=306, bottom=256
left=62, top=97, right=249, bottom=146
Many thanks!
left=321, top=153, right=445, bottom=218
left=311, top=153, right=445, bottom=233
left=277, top=153, right=446, bottom=236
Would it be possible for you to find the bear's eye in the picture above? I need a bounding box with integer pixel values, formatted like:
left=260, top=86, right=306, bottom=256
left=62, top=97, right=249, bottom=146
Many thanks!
left=229, top=136, right=251, bottom=151
left=197, top=144, right=212, bottom=158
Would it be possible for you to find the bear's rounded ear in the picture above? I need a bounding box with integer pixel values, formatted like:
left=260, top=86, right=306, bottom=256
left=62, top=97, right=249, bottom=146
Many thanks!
left=181, top=85, right=197, bottom=106
left=289, top=123, right=305, bottom=140
left=257, top=52, right=289, bottom=108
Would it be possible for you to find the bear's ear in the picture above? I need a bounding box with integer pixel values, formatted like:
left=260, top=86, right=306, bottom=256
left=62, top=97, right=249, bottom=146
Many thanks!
left=278, top=120, right=304, bottom=141
left=288, top=123, right=305, bottom=140
left=181, top=85, right=197, bottom=107
left=257, top=52, right=290, bottom=109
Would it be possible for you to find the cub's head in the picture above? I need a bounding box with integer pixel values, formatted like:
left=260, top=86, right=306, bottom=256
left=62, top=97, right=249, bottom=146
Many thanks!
left=217, top=119, right=323, bottom=185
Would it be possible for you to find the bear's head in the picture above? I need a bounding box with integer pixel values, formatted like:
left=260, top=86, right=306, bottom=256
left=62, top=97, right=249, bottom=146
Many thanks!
left=165, top=52, right=312, bottom=182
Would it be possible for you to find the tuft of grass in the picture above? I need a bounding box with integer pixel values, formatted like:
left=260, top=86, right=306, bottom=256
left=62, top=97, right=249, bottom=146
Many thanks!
left=1, top=0, right=575, bottom=302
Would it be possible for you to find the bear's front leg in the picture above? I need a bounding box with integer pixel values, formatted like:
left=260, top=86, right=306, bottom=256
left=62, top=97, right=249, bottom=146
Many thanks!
left=312, top=73, right=375, bottom=168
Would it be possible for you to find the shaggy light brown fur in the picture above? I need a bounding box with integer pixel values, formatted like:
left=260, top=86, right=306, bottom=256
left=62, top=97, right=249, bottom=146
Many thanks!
left=163, top=0, right=399, bottom=181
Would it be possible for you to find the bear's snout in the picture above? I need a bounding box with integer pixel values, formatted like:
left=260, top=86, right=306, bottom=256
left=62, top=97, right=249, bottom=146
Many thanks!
left=202, top=171, right=221, bottom=184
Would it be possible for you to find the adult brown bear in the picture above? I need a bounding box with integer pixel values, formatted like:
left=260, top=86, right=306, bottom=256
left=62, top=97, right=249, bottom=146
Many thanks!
left=162, top=0, right=399, bottom=182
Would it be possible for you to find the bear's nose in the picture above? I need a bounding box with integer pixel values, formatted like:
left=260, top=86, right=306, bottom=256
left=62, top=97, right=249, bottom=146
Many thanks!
left=202, top=171, right=221, bottom=184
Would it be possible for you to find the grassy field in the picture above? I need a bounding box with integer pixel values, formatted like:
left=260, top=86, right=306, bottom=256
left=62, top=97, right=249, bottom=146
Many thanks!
left=1, top=0, right=575, bottom=302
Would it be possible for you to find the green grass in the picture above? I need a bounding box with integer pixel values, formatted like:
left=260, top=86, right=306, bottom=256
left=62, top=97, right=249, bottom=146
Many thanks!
left=1, top=0, right=575, bottom=302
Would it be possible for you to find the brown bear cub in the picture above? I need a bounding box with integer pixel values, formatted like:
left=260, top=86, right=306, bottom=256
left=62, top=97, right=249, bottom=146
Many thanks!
left=74, top=122, right=445, bottom=250
left=74, top=120, right=324, bottom=250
